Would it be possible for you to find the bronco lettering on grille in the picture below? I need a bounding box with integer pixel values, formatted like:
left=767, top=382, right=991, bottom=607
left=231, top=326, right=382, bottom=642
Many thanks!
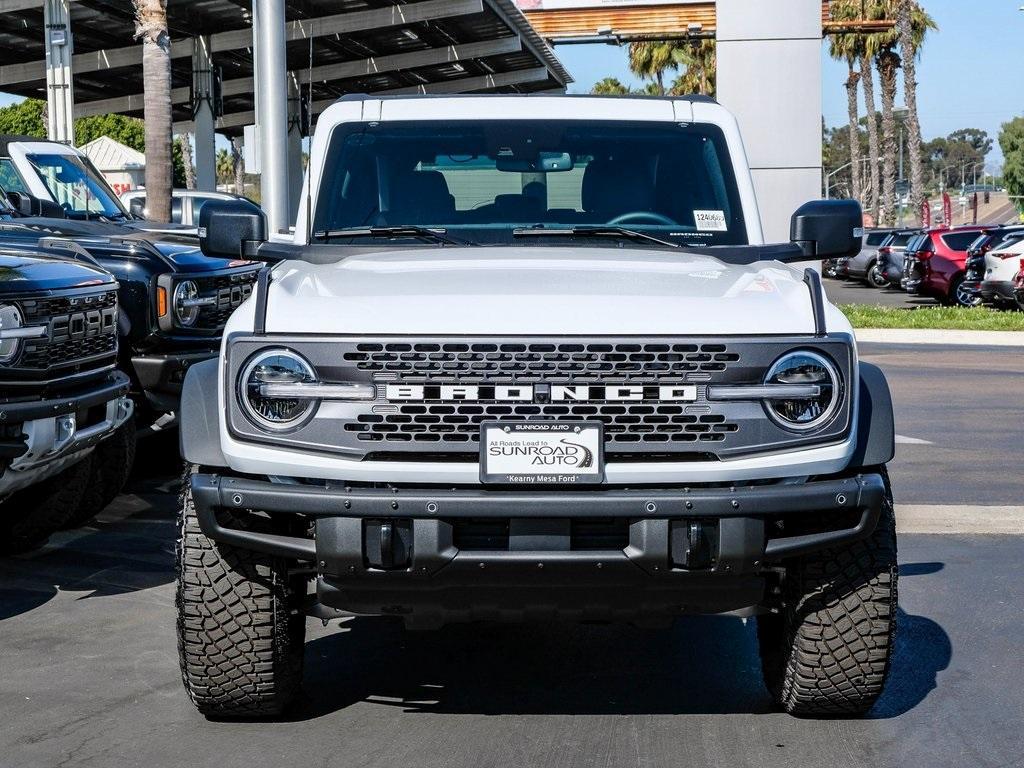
left=383, top=384, right=698, bottom=403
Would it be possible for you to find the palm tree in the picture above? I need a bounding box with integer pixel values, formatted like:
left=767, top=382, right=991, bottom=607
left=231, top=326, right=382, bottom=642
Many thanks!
left=216, top=148, right=233, bottom=186
left=866, top=0, right=936, bottom=226
left=177, top=135, right=196, bottom=190
left=628, top=41, right=684, bottom=95
left=828, top=2, right=864, bottom=202
left=668, top=40, right=716, bottom=97
left=231, top=136, right=245, bottom=196
left=132, top=0, right=172, bottom=222
left=591, top=77, right=632, bottom=96
left=896, top=0, right=935, bottom=224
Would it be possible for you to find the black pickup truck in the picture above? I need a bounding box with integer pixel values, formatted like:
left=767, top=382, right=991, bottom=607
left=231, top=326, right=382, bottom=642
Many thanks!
left=0, top=244, right=134, bottom=552
left=0, top=194, right=262, bottom=430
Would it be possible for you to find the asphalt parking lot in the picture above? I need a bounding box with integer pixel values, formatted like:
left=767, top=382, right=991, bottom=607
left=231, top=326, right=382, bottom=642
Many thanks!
left=823, top=276, right=941, bottom=308
left=2, top=343, right=1023, bottom=768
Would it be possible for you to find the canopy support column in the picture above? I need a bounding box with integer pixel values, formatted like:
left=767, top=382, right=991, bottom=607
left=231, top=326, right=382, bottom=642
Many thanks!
left=253, top=0, right=290, bottom=234
left=193, top=35, right=217, bottom=192
left=43, top=0, right=75, bottom=143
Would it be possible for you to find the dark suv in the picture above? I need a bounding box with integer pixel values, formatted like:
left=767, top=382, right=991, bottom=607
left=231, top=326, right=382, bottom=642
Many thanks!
left=0, top=196, right=262, bottom=427
left=0, top=244, right=134, bottom=551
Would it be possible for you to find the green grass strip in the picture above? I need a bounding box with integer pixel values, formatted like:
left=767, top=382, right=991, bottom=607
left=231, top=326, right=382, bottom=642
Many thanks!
left=839, top=304, right=1024, bottom=331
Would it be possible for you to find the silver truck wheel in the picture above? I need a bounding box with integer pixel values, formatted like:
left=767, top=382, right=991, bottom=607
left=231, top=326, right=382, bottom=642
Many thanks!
left=176, top=466, right=305, bottom=718
left=866, top=262, right=888, bottom=288
left=0, top=456, right=94, bottom=555
left=757, top=470, right=897, bottom=717
left=63, top=419, right=137, bottom=529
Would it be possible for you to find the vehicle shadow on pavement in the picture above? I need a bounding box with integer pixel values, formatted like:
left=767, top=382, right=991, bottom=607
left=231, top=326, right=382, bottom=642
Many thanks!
left=292, top=615, right=776, bottom=718
left=0, top=448, right=180, bottom=623
left=287, top=560, right=952, bottom=721
left=868, top=562, right=952, bottom=719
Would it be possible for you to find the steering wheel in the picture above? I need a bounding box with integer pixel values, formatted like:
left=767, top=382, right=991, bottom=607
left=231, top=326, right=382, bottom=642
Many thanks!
left=606, top=211, right=677, bottom=227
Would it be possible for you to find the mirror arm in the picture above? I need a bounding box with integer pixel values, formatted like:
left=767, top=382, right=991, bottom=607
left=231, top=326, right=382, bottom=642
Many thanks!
left=802, top=267, right=827, bottom=337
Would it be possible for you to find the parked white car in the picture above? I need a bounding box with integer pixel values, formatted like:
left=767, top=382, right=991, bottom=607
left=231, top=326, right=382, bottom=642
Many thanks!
left=120, top=188, right=259, bottom=227
left=980, top=235, right=1024, bottom=306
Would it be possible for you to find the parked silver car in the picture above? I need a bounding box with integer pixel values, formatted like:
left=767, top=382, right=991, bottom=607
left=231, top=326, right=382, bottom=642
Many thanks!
left=849, top=229, right=918, bottom=287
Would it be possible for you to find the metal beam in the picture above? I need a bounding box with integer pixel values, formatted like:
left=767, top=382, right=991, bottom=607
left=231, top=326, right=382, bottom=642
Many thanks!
left=254, top=0, right=290, bottom=235
left=0, top=0, right=485, bottom=87
left=43, top=0, right=75, bottom=143
left=176, top=66, right=552, bottom=134
left=77, top=36, right=523, bottom=118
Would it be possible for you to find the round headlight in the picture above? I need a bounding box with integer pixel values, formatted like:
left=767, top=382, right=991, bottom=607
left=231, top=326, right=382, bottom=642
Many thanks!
left=763, top=351, right=840, bottom=432
left=0, top=304, right=23, bottom=364
left=239, top=349, right=318, bottom=431
left=173, top=280, right=200, bottom=327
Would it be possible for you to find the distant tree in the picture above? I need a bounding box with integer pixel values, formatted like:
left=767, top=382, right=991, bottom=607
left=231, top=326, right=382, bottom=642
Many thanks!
left=668, top=40, right=716, bottom=97
left=590, top=77, right=633, bottom=95
left=177, top=135, right=196, bottom=189
left=998, top=118, right=1024, bottom=214
left=0, top=99, right=46, bottom=138
left=75, top=113, right=146, bottom=149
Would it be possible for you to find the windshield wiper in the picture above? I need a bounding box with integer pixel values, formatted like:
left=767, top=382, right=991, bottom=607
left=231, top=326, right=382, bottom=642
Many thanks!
left=312, top=226, right=465, bottom=246
left=512, top=225, right=680, bottom=249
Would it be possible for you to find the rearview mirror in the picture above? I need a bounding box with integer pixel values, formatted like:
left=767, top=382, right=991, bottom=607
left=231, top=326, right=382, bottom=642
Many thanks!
left=790, top=199, right=862, bottom=260
left=199, top=200, right=267, bottom=259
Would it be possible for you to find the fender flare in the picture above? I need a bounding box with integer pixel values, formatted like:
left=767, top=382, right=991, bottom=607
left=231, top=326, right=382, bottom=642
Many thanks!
left=850, top=361, right=895, bottom=468
left=179, top=358, right=227, bottom=468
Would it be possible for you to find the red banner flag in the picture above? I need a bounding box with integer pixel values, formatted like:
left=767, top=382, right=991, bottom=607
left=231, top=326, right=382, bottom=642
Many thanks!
left=920, top=199, right=932, bottom=228
left=942, top=191, right=952, bottom=226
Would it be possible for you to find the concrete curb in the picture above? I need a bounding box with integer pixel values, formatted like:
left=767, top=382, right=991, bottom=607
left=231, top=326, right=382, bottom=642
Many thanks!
left=896, top=505, right=1024, bottom=534
left=856, top=329, right=1024, bottom=347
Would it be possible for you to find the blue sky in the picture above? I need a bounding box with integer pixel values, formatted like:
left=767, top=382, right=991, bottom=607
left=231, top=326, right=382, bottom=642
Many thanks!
left=3, top=1, right=1021, bottom=165
left=559, top=0, right=1024, bottom=167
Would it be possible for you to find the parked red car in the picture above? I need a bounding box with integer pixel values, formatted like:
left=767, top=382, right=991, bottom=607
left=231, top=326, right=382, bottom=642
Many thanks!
left=901, top=225, right=990, bottom=307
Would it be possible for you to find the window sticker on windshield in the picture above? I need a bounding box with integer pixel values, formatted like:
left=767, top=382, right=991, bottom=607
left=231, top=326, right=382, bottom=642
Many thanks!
left=694, top=210, right=728, bottom=232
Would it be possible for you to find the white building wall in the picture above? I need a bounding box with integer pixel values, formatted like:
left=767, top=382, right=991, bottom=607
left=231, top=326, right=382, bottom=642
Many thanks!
left=715, top=0, right=823, bottom=243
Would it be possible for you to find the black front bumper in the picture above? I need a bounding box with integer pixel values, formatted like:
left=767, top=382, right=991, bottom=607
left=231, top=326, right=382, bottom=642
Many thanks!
left=132, top=350, right=217, bottom=409
left=191, top=472, right=886, bottom=621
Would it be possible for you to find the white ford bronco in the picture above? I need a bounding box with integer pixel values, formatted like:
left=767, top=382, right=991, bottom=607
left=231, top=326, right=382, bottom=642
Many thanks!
left=177, top=94, right=897, bottom=719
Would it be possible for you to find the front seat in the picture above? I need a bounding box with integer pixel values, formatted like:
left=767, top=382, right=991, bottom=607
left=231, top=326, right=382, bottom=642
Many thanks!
left=581, top=158, right=656, bottom=222
left=387, top=170, right=456, bottom=224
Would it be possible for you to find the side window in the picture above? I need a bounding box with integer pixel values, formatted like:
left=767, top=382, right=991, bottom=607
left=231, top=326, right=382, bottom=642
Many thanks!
left=866, top=232, right=888, bottom=247
left=0, top=158, right=29, bottom=194
left=941, top=232, right=980, bottom=251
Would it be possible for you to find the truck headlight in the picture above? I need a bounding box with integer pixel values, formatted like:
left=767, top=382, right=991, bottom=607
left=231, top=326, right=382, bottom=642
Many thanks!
left=238, top=349, right=318, bottom=431
left=763, top=351, right=840, bottom=431
left=173, top=280, right=200, bottom=327
left=0, top=304, right=24, bottom=364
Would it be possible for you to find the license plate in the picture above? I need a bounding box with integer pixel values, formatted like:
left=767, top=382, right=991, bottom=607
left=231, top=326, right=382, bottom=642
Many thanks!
left=480, top=422, right=604, bottom=485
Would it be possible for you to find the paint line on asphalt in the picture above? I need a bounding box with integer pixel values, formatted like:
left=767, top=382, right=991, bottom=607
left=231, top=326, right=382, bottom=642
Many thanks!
left=856, top=329, right=1024, bottom=347
left=896, top=505, right=1024, bottom=534
left=895, top=434, right=934, bottom=445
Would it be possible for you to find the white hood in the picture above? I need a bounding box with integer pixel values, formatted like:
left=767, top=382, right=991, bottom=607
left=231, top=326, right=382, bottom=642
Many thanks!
left=251, top=248, right=848, bottom=337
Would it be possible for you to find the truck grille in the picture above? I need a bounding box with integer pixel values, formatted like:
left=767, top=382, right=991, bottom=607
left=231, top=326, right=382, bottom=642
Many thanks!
left=344, top=341, right=740, bottom=381
left=227, top=335, right=855, bottom=461
left=348, top=402, right=738, bottom=445
left=9, top=288, right=118, bottom=380
left=192, top=269, right=260, bottom=331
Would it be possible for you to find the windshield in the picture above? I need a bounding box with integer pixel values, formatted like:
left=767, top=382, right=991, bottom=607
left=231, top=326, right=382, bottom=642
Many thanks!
left=24, top=153, right=127, bottom=219
left=312, top=120, right=748, bottom=247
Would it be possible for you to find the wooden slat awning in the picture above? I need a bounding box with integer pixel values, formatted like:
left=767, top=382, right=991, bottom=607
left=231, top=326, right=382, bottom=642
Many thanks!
left=517, top=1, right=893, bottom=41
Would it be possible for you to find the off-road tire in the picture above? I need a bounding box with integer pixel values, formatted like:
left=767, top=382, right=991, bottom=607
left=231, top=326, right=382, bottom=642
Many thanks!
left=757, top=469, right=898, bottom=717
left=176, top=466, right=305, bottom=718
left=0, top=455, right=94, bottom=554
left=63, top=419, right=137, bottom=529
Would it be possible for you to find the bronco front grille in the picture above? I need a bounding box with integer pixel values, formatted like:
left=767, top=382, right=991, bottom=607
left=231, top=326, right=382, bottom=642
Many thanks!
left=6, top=288, right=118, bottom=381
left=348, top=403, right=738, bottom=445
left=192, top=270, right=259, bottom=331
left=227, top=335, right=855, bottom=462
left=343, top=341, right=740, bottom=382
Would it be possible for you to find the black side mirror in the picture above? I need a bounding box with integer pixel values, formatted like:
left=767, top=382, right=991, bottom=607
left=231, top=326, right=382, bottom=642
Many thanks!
left=199, top=200, right=267, bottom=259
left=790, top=199, right=863, bottom=259
left=7, top=191, right=66, bottom=219
left=128, top=196, right=146, bottom=219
